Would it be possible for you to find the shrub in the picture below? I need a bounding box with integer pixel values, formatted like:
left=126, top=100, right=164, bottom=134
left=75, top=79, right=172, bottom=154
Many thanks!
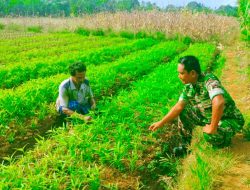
left=238, top=0, right=249, bottom=41
left=243, top=121, right=250, bottom=140
left=27, top=26, right=43, bottom=33
left=75, top=27, right=91, bottom=36
left=119, top=31, right=135, bottom=39
left=154, top=32, right=166, bottom=40
left=0, top=23, right=5, bottom=30
left=135, top=31, right=148, bottom=38
left=183, top=36, right=193, bottom=45
left=92, top=29, right=105, bottom=36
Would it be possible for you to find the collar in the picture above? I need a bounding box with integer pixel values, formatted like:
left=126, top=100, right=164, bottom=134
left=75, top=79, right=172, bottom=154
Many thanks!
left=187, top=73, right=205, bottom=89
left=197, top=73, right=205, bottom=82
left=69, top=77, right=77, bottom=90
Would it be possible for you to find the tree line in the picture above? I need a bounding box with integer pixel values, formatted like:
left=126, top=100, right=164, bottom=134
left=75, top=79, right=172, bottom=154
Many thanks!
left=0, top=0, right=238, bottom=17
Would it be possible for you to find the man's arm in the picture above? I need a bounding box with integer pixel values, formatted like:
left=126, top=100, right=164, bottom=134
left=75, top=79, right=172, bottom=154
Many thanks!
left=58, top=86, right=91, bottom=121
left=203, top=94, right=225, bottom=134
left=88, top=85, right=96, bottom=110
left=62, top=107, right=91, bottom=121
left=149, top=100, right=186, bottom=131
left=62, top=107, right=75, bottom=116
left=90, top=97, right=96, bottom=110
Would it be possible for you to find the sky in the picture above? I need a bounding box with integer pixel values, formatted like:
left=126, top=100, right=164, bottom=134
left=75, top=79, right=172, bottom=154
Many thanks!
left=139, top=0, right=238, bottom=9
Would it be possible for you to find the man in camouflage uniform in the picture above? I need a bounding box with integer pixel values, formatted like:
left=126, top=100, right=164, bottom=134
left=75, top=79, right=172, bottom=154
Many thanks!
left=149, top=55, right=244, bottom=153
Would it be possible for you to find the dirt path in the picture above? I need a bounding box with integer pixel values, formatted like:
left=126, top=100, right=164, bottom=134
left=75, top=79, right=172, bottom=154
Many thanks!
left=217, top=42, right=250, bottom=190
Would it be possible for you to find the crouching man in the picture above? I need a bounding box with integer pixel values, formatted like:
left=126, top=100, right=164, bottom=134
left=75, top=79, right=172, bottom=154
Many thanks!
left=56, top=61, right=96, bottom=122
left=149, top=56, right=244, bottom=155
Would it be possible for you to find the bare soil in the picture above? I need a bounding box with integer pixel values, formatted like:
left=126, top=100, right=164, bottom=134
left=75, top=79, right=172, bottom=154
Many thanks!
left=216, top=42, right=250, bottom=190
left=0, top=114, right=63, bottom=164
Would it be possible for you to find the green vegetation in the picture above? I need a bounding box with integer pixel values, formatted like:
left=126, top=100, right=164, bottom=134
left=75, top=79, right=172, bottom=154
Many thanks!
left=0, top=39, right=186, bottom=145
left=0, top=0, right=238, bottom=17
left=176, top=129, right=236, bottom=190
left=0, top=23, right=4, bottom=30
left=1, top=13, right=248, bottom=188
left=75, top=27, right=91, bottom=36
left=0, top=37, right=157, bottom=88
left=27, top=26, right=43, bottom=33
left=238, top=0, right=250, bottom=40
left=243, top=123, right=250, bottom=140
left=0, top=31, right=219, bottom=189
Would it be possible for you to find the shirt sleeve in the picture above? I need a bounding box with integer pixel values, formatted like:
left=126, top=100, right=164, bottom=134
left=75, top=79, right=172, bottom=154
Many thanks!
left=178, top=86, right=188, bottom=102
left=58, top=84, right=69, bottom=108
left=205, top=78, right=224, bottom=100
left=89, top=86, right=94, bottom=98
left=84, top=78, right=94, bottom=98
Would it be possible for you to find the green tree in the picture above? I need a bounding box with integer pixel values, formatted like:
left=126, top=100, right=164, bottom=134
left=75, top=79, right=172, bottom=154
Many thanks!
left=140, top=1, right=158, bottom=10
left=115, top=0, right=139, bottom=11
left=215, top=5, right=238, bottom=17
left=185, top=1, right=212, bottom=13
left=0, top=0, right=9, bottom=15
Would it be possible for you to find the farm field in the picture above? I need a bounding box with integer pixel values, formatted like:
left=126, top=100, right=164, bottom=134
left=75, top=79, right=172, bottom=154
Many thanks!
left=0, top=27, right=249, bottom=189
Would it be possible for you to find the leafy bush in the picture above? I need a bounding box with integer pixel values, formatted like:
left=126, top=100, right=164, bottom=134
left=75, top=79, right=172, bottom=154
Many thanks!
left=27, top=26, right=43, bottom=33
left=238, top=0, right=250, bottom=41
left=119, top=31, right=135, bottom=39
left=75, top=27, right=91, bottom=36
left=0, top=23, right=5, bottom=30
left=243, top=121, right=250, bottom=140
left=92, top=29, right=105, bottom=36
left=135, top=31, right=148, bottom=38
left=154, top=31, right=166, bottom=40
left=183, top=36, right=193, bottom=45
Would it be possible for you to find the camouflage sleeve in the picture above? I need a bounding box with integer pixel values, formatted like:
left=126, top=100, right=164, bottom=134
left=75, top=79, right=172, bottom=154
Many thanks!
left=205, top=77, right=224, bottom=100
left=178, top=86, right=188, bottom=102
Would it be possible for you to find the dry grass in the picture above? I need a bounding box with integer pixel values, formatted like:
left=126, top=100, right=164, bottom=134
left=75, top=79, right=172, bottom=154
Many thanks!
left=0, top=11, right=240, bottom=43
left=175, top=128, right=237, bottom=190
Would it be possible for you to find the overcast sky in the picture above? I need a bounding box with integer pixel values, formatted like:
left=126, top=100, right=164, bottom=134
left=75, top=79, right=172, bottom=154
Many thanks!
left=139, top=0, right=238, bottom=9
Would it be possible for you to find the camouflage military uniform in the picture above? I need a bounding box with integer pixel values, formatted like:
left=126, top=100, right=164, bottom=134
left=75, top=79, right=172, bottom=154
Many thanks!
left=178, top=73, right=244, bottom=147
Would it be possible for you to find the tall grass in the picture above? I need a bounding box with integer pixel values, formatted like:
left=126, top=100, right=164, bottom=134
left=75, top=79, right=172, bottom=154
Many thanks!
left=238, top=0, right=249, bottom=40
left=0, top=11, right=240, bottom=43
left=175, top=128, right=237, bottom=190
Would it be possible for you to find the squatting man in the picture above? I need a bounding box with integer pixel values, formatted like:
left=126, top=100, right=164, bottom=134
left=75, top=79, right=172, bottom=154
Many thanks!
left=56, top=61, right=96, bottom=122
left=149, top=55, right=244, bottom=154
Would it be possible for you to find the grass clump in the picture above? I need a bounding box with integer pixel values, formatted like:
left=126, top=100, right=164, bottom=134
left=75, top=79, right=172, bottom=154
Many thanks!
left=27, top=26, right=43, bottom=33
left=135, top=31, right=148, bottom=39
left=92, top=29, right=105, bottom=36
left=119, top=31, right=135, bottom=39
left=0, top=23, right=5, bottom=30
left=243, top=121, right=250, bottom=140
left=75, top=27, right=91, bottom=36
left=175, top=128, right=236, bottom=190
left=154, top=31, right=166, bottom=40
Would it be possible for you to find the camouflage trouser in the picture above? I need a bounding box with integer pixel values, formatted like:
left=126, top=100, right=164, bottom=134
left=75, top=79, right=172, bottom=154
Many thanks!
left=178, top=104, right=245, bottom=147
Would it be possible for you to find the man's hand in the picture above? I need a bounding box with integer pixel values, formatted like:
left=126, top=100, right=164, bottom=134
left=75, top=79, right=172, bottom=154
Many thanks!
left=149, top=121, right=164, bottom=131
left=90, top=98, right=96, bottom=110
left=91, top=103, right=96, bottom=110
left=203, top=124, right=217, bottom=134
left=149, top=101, right=185, bottom=132
left=83, top=115, right=92, bottom=122
left=76, top=114, right=92, bottom=123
